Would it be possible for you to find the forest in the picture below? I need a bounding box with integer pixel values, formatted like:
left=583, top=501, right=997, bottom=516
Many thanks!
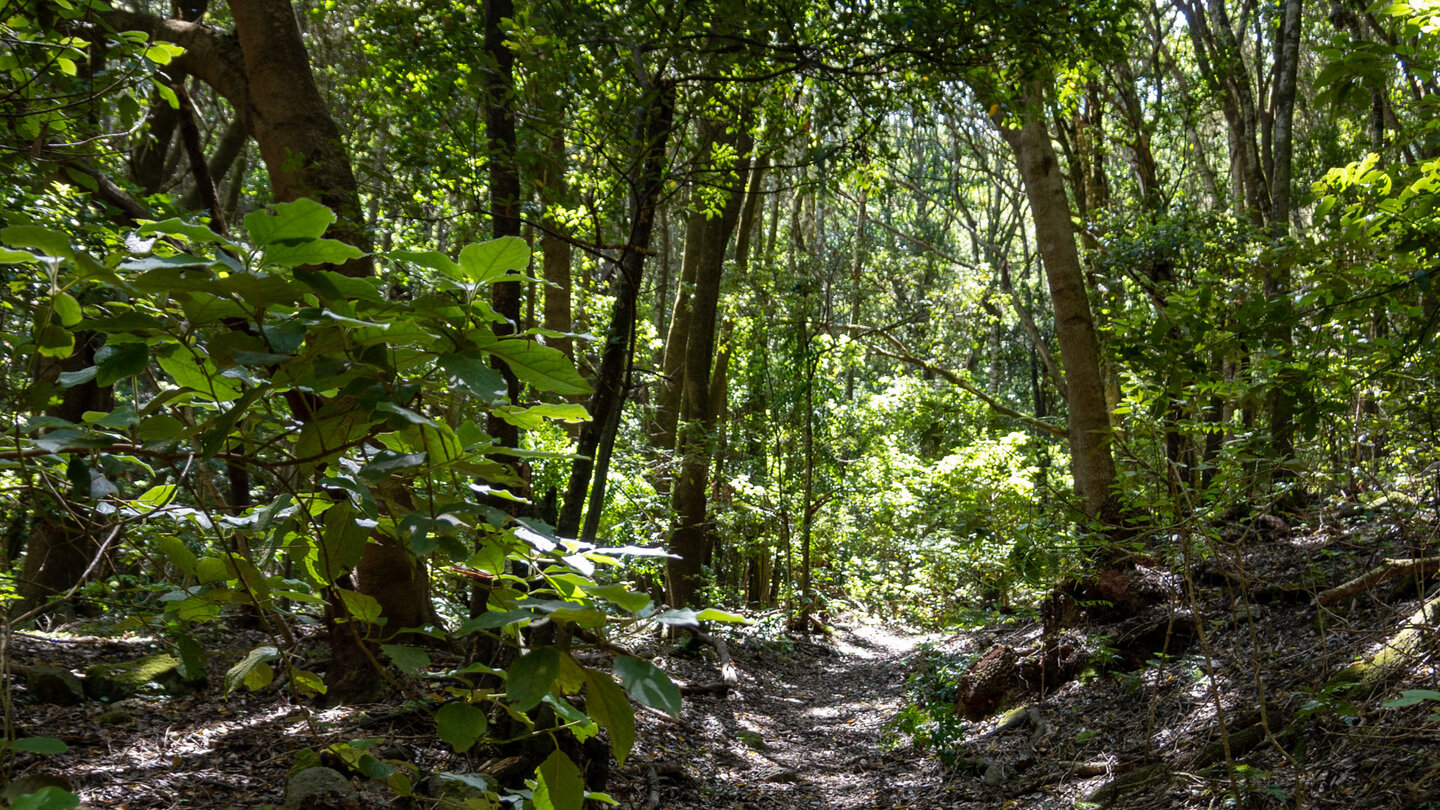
left=1, top=0, right=1439, bottom=806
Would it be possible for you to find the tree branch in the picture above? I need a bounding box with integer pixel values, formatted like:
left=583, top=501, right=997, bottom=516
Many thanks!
left=849, top=326, right=1067, bottom=438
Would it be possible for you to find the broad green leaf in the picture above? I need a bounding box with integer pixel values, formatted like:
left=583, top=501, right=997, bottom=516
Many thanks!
left=338, top=588, right=383, bottom=624
left=486, top=340, right=592, bottom=396
left=293, top=670, right=327, bottom=697
left=136, top=484, right=178, bottom=508
left=265, top=238, right=367, bottom=269
left=295, top=405, right=376, bottom=464
left=2, top=225, right=72, bottom=258
left=8, top=786, right=78, bottom=810
left=582, top=583, right=651, bottom=614
left=387, top=249, right=461, bottom=279
left=695, top=608, right=750, bottom=624
left=139, top=414, right=186, bottom=441
left=438, top=352, right=507, bottom=400
left=244, top=199, right=335, bottom=247
left=378, top=423, right=463, bottom=466
left=224, top=645, right=279, bottom=694
left=95, top=342, right=150, bottom=387
left=195, top=556, right=229, bottom=585
left=435, top=701, right=487, bottom=753
left=1383, top=689, right=1440, bottom=707
left=613, top=656, right=681, bottom=719
left=525, top=403, right=591, bottom=422
left=0, top=246, right=43, bottom=263
left=381, top=644, right=431, bottom=674
left=36, top=325, right=75, bottom=358
left=51, top=293, right=82, bottom=326
left=8, top=737, right=67, bottom=754
left=532, top=749, right=584, bottom=810
left=143, top=41, right=185, bottom=64
left=139, top=217, right=238, bottom=247
left=458, top=236, right=530, bottom=284
left=319, top=503, right=372, bottom=581
left=358, top=451, right=427, bottom=482
left=56, top=367, right=96, bottom=388
left=158, top=351, right=243, bottom=402
left=507, top=647, right=562, bottom=711
left=157, top=536, right=197, bottom=576
left=583, top=669, right=635, bottom=765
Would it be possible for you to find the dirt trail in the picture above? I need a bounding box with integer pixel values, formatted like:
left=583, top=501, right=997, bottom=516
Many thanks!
left=627, top=621, right=946, bottom=809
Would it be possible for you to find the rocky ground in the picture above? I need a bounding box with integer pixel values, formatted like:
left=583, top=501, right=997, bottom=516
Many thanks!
left=6, top=501, right=1440, bottom=809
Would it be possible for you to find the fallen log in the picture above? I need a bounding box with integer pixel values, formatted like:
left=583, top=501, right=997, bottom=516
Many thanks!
left=1316, top=557, right=1440, bottom=607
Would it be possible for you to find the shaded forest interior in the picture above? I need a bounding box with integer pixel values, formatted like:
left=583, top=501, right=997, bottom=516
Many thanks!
left=3, top=0, right=1440, bottom=807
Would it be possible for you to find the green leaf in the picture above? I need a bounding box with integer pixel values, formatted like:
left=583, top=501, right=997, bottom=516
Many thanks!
left=8, top=786, right=79, bottom=810
left=458, top=237, right=530, bottom=284
left=316, top=502, right=371, bottom=583
left=136, top=484, right=178, bottom=508
left=8, top=737, right=68, bottom=754
left=381, top=644, right=431, bottom=674
left=51, top=293, right=82, bottom=326
left=225, top=645, right=279, bottom=694
left=293, top=670, right=327, bottom=697
left=195, top=556, right=229, bottom=585
left=36, top=325, right=75, bottom=359
left=139, top=217, right=238, bottom=247
left=265, top=238, right=367, bottom=268
left=143, top=41, right=185, bottom=64
left=56, top=367, right=96, bottom=388
left=387, top=249, right=461, bottom=279
left=507, top=647, right=562, bottom=711
left=613, top=656, right=681, bottom=719
left=435, top=701, right=487, bottom=753
left=2, top=225, right=72, bottom=258
left=244, top=199, right=336, bottom=247
left=486, top=340, right=592, bottom=396
left=95, top=342, right=150, bottom=387
left=0, top=246, right=43, bottom=264
left=583, top=669, right=635, bottom=765
left=438, top=352, right=507, bottom=400
left=338, top=588, right=383, bottom=625
left=695, top=608, right=750, bottom=624
left=533, top=749, right=584, bottom=810
left=1383, top=689, right=1440, bottom=708
left=582, top=583, right=651, bottom=614
left=157, top=536, right=197, bottom=576
left=139, top=414, right=186, bottom=441
left=158, top=351, right=243, bottom=402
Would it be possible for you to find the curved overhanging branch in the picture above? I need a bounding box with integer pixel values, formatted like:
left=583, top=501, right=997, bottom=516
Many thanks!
left=99, top=12, right=251, bottom=125
left=849, top=325, right=1067, bottom=439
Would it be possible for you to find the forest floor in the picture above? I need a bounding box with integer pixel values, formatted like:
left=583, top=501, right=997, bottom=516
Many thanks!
left=7, top=501, right=1440, bottom=809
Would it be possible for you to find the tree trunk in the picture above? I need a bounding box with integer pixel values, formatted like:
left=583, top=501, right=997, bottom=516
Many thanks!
left=997, top=83, right=1120, bottom=525
left=665, top=125, right=753, bottom=608
left=557, top=80, right=675, bottom=538
left=228, top=0, right=371, bottom=269
left=540, top=130, right=574, bottom=361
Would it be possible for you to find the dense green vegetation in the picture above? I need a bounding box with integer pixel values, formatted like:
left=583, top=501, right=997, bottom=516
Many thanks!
left=2, top=0, right=1439, bottom=805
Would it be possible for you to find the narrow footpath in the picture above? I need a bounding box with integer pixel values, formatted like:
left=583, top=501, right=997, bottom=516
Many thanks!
left=620, top=621, right=949, bottom=809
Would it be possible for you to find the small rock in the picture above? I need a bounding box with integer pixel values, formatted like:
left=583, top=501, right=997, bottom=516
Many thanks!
left=761, top=766, right=799, bottom=783
left=283, top=766, right=355, bottom=810
left=26, top=665, right=85, bottom=705
left=419, top=772, right=494, bottom=802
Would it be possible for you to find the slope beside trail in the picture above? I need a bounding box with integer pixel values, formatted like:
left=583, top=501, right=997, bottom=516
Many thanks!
left=618, top=620, right=949, bottom=809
